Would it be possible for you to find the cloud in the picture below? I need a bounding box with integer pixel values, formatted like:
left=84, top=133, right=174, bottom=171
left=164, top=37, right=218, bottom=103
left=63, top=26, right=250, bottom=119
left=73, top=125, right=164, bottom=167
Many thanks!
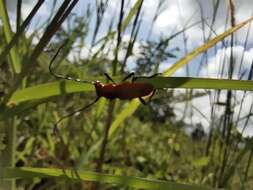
left=174, top=90, right=253, bottom=137
left=6, top=0, right=51, bottom=21
left=155, top=5, right=180, bottom=28
left=200, top=46, right=253, bottom=79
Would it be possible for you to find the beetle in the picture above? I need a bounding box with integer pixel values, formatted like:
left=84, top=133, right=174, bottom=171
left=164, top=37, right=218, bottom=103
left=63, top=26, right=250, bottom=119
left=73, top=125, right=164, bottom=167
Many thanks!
left=49, top=44, right=157, bottom=131
left=93, top=72, right=156, bottom=103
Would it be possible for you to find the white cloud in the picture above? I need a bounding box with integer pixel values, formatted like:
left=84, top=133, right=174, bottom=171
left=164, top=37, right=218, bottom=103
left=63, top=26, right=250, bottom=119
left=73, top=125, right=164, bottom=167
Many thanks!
left=155, top=5, right=180, bottom=28
left=201, top=46, right=253, bottom=78
left=174, top=90, right=253, bottom=137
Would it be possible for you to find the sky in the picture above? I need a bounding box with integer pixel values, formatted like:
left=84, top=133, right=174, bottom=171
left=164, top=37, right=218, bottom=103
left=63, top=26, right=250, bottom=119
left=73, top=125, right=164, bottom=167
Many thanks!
left=5, top=0, right=253, bottom=136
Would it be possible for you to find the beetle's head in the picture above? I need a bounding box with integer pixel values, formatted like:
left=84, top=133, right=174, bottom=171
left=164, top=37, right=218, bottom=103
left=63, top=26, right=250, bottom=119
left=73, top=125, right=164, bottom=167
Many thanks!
left=93, top=80, right=104, bottom=89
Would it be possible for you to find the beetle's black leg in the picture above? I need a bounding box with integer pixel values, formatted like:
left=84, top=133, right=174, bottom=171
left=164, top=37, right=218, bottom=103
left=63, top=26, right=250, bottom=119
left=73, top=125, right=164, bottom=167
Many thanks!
left=104, top=73, right=116, bottom=84
left=148, top=73, right=162, bottom=78
left=139, top=97, right=146, bottom=105
left=132, top=73, right=161, bottom=83
left=122, top=72, right=135, bottom=82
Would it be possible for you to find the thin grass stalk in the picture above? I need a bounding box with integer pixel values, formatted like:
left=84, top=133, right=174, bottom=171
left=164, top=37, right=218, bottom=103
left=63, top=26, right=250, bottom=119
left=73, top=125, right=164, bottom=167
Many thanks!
left=237, top=14, right=252, bottom=77
left=112, top=0, right=125, bottom=75
left=91, top=0, right=109, bottom=46
left=218, top=0, right=236, bottom=187
left=213, top=6, right=230, bottom=188
left=90, top=101, right=116, bottom=190
left=16, top=0, right=22, bottom=31
left=177, top=1, right=191, bottom=122
left=120, top=0, right=143, bottom=72
left=195, top=0, right=219, bottom=75
left=227, top=23, right=253, bottom=170
left=90, top=3, right=130, bottom=189
left=233, top=18, right=252, bottom=127
left=215, top=11, right=229, bottom=86
left=91, top=2, right=125, bottom=189
left=202, top=0, right=221, bottom=161
left=220, top=141, right=249, bottom=187
left=243, top=149, right=253, bottom=184
left=96, top=101, right=115, bottom=172
left=120, top=21, right=140, bottom=72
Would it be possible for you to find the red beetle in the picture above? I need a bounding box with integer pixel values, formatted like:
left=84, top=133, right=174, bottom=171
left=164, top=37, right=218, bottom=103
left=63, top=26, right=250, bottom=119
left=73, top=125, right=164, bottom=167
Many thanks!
left=93, top=73, right=156, bottom=104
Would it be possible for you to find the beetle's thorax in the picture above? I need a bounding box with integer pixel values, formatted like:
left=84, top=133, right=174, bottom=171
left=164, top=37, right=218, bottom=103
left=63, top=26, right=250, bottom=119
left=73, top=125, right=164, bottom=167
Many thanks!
left=94, top=80, right=104, bottom=88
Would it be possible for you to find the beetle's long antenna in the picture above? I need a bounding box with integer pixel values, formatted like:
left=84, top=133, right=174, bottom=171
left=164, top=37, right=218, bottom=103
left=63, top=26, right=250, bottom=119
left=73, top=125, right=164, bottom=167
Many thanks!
left=49, top=43, right=92, bottom=84
left=53, top=97, right=100, bottom=136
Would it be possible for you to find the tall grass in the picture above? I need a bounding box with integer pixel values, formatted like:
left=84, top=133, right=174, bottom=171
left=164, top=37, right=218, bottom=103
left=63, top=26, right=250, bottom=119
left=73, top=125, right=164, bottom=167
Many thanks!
left=1, top=0, right=253, bottom=190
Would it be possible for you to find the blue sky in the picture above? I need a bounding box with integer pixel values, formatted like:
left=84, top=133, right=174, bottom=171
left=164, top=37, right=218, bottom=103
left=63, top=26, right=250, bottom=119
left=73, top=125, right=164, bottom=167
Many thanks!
left=5, top=0, right=253, bottom=136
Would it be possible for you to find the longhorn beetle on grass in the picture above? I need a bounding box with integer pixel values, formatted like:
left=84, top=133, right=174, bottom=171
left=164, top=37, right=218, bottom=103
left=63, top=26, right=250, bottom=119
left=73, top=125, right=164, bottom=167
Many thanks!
left=49, top=44, right=158, bottom=131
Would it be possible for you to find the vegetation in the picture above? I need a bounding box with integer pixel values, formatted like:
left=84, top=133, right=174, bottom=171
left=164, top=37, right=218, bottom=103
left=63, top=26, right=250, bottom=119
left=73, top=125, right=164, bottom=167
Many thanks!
left=0, top=0, right=253, bottom=190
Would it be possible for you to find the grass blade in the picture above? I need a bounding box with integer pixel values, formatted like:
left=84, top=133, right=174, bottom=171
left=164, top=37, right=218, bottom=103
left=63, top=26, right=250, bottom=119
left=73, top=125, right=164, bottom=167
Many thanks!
left=2, top=167, right=222, bottom=190
left=120, top=0, right=143, bottom=32
left=7, top=76, right=253, bottom=106
left=109, top=99, right=140, bottom=138
left=8, top=81, right=93, bottom=104
left=136, top=77, right=253, bottom=91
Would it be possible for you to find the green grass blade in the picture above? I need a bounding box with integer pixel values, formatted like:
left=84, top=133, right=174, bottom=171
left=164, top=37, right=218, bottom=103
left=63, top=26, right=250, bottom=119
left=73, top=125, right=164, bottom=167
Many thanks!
left=163, top=16, right=253, bottom=76
left=121, top=0, right=143, bottom=32
left=0, top=0, right=21, bottom=73
left=136, top=77, right=253, bottom=91
left=2, top=167, right=222, bottom=190
left=95, top=97, right=107, bottom=118
left=8, top=81, right=93, bottom=104
left=109, top=99, right=140, bottom=137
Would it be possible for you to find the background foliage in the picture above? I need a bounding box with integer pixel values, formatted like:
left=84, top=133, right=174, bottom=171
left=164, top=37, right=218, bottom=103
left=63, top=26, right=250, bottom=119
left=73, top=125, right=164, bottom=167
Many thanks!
left=0, top=0, right=253, bottom=190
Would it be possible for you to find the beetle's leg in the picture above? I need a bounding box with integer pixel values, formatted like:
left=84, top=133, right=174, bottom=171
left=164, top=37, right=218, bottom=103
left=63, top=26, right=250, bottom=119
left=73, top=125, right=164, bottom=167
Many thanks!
left=147, top=89, right=156, bottom=103
left=148, top=73, right=162, bottom=78
left=139, top=90, right=156, bottom=105
left=122, top=72, right=135, bottom=82
left=132, top=73, right=161, bottom=82
left=104, top=73, right=116, bottom=84
left=139, top=97, right=146, bottom=105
